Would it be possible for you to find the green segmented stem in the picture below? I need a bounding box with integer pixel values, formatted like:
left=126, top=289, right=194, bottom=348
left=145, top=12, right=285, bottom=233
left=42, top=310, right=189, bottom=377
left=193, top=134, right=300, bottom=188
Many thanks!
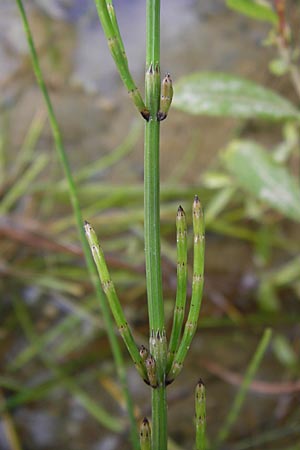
left=167, top=195, right=205, bottom=382
left=145, top=2, right=168, bottom=449
left=84, top=221, right=148, bottom=381
left=195, top=380, right=206, bottom=450
left=94, top=0, right=149, bottom=120
left=105, top=0, right=126, bottom=60
left=167, top=205, right=188, bottom=373
left=140, top=418, right=152, bottom=450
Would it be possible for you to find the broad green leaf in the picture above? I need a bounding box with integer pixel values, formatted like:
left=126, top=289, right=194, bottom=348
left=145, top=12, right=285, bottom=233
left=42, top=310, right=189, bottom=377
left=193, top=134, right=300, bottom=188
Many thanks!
left=173, top=72, right=300, bottom=121
left=223, top=140, right=300, bottom=221
left=226, top=0, right=278, bottom=24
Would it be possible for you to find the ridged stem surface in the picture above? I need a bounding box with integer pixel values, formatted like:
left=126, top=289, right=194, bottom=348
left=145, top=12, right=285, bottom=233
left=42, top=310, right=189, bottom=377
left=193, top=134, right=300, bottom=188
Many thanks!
left=145, top=1, right=167, bottom=449
left=168, top=196, right=205, bottom=382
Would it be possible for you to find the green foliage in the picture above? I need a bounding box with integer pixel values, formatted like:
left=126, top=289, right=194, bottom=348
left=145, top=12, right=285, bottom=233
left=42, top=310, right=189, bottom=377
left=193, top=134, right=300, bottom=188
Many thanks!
left=173, top=72, right=300, bottom=121
left=226, top=0, right=278, bottom=24
left=223, top=140, right=300, bottom=221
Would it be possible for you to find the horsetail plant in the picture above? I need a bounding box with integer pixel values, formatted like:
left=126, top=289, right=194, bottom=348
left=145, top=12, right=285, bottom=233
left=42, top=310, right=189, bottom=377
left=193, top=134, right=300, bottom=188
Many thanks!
left=17, top=0, right=207, bottom=448
left=86, top=1, right=206, bottom=449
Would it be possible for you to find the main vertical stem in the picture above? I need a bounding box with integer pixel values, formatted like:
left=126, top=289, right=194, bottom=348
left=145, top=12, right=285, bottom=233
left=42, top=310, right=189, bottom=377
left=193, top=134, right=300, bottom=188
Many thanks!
left=145, top=1, right=167, bottom=449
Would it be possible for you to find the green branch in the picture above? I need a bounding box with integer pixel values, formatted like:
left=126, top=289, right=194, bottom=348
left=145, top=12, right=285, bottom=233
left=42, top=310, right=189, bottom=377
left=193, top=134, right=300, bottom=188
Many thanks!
left=167, top=206, right=188, bottom=373
left=94, top=0, right=149, bottom=120
left=167, top=196, right=205, bottom=382
left=84, top=222, right=148, bottom=381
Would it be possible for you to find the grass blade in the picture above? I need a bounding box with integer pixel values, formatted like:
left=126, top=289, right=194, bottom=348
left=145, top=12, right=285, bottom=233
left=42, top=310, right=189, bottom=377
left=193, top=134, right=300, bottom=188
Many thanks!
left=216, top=328, right=273, bottom=445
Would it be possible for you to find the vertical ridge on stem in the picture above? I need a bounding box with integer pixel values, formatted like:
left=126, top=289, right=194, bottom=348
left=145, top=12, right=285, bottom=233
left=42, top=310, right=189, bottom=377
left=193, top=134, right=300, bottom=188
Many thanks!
left=145, top=1, right=167, bottom=449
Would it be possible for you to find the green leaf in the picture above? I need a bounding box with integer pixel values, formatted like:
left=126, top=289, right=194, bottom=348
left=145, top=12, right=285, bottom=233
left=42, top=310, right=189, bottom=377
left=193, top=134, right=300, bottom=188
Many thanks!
left=226, top=0, right=278, bottom=24
left=173, top=72, right=300, bottom=121
left=223, top=140, right=300, bottom=221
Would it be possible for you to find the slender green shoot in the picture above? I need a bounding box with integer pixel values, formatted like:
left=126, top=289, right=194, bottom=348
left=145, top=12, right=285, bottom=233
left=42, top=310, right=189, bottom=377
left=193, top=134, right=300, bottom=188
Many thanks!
left=195, top=379, right=206, bottom=450
left=167, top=206, right=188, bottom=373
left=105, top=0, right=126, bottom=59
left=140, top=417, right=152, bottom=450
left=216, top=328, right=272, bottom=446
left=167, top=195, right=205, bottom=382
left=84, top=221, right=148, bottom=381
left=0, top=154, right=48, bottom=214
left=94, top=0, right=149, bottom=120
left=15, top=2, right=139, bottom=447
left=14, top=108, right=47, bottom=175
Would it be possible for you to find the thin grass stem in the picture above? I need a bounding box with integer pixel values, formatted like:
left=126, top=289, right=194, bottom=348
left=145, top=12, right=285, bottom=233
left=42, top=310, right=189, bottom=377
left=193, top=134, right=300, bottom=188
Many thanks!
left=167, top=196, right=205, bottom=382
left=0, top=154, right=48, bottom=214
left=167, top=206, right=188, bottom=373
left=215, top=328, right=272, bottom=446
left=15, top=2, right=139, bottom=447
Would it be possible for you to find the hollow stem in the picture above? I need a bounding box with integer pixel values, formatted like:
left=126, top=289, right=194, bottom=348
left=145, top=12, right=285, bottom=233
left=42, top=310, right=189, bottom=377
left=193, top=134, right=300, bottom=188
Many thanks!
left=15, top=1, right=140, bottom=447
left=167, top=196, right=205, bottom=382
left=94, top=0, right=149, bottom=119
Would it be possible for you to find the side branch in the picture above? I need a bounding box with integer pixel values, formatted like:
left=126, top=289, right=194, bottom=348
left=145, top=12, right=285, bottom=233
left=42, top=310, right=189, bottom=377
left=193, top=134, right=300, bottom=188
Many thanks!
left=84, top=221, right=148, bottom=381
left=167, top=205, right=188, bottom=373
left=167, top=196, right=205, bottom=382
left=94, top=0, right=149, bottom=120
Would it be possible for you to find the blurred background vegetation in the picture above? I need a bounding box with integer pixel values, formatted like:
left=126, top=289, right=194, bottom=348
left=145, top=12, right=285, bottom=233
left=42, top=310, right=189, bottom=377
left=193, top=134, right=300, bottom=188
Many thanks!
left=1, top=1, right=300, bottom=449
